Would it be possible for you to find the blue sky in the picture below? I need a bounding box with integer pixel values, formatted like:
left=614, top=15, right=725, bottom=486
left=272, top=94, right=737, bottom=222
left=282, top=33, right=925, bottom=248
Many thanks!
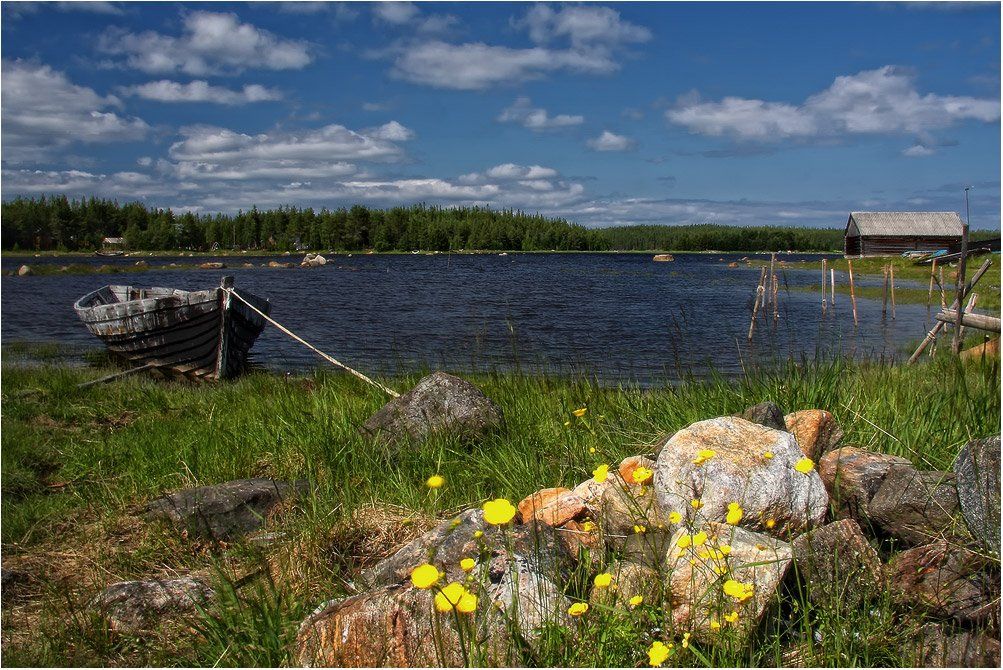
left=1, top=1, right=1000, bottom=228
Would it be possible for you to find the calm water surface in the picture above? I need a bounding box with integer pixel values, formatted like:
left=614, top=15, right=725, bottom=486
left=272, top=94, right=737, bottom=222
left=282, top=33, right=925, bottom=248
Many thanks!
left=2, top=253, right=935, bottom=383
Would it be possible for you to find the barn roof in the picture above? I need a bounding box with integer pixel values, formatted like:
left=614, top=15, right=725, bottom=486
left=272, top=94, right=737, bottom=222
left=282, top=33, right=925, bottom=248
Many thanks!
left=848, top=212, right=963, bottom=237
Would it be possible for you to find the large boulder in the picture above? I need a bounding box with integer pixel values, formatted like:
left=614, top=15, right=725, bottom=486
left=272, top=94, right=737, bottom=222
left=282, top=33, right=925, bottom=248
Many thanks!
left=653, top=417, right=827, bottom=536
left=144, top=478, right=306, bottom=541
left=887, top=540, right=998, bottom=623
left=735, top=401, right=786, bottom=431
left=784, top=410, right=843, bottom=461
left=953, top=435, right=1001, bottom=556
left=791, top=519, right=884, bottom=608
left=869, top=466, right=968, bottom=546
left=817, top=447, right=912, bottom=524
left=301, top=253, right=327, bottom=268
left=598, top=474, right=677, bottom=547
left=362, top=372, right=504, bottom=445
left=902, top=623, right=1001, bottom=668
left=90, top=577, right=214, bottom=634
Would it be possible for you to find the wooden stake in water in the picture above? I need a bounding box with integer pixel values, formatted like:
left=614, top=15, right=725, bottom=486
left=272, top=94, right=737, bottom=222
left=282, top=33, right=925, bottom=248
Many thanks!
left=772, top=273, right=779, bottom=321
left=890, top=263, right=896, bottom=320
left=848, top=259, right=859, bottom=326
left=958, top=292, right=978, bottom=347
left=882, top=265, right=889, bottom=319
left=927, top=258, right=937, bottom=310
left=907, top=258, right=993, bottom=364
left=748, top=267, right=767, bottom=341
left=821, top=259, right=828, bottom=314
left=768, top=253, right=776, bottom=313
left=939, top=266, right=947, bottom=308
left=830, top=268, right=836, bottom=305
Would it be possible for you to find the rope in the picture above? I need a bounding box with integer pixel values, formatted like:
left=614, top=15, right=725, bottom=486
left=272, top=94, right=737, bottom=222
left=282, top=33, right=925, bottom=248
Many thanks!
left=225, top=288, right=400, bottom=398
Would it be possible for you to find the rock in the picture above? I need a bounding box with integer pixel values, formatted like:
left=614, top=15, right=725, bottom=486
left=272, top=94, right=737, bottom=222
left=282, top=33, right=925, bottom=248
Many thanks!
left=242, top=262, right=254, bottom=268
left=817, top=447, right=912, bottom=523
left=591, top=559, right=664, bottom=607
left=618, top=455, right=656, bottom=485
left=267, top=260, right=294, bottom=268
left=869, top=466, right=968, bottom=546
left=653, top=417, right=828, bottom=536
left=517, top=488, right=586, bottom=526
left=887, top=540, right=997, bottom=622
left=199, top=261, right=225, bottom=269
left=728, top=262, right=739, bottom=268
left=791, top=519, right=883, bottom=608
left=784, top=410, right=843, bottom=461
left=362, top=372, right=504, bottom=445
left=144, top=478, right=306, bottom=541
left=301, top=253, right=327, bottom=267
left=359, top=509, right=574, bottom=590
left=598, top=474, right=675, bottom=546
left=736, top=401, right=787, bottom=431
left=903, top=623, right=1001, bottom=668
left=571, top=476, right=612, bottom=507
left=17, top=264, right=32, bottom=276
left=91, top=577, right=214, bottom=633
left=953, top=435, right=1001, bottom=556
left=652, top=254, right=674, bottom=262
left=135, top=260, right=148, bottom=267
left=665, top=522, right=792, bottom=640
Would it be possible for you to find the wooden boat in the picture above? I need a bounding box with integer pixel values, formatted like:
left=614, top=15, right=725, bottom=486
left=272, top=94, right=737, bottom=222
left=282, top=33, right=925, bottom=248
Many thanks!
left=74, top=276, right=270, bottom=381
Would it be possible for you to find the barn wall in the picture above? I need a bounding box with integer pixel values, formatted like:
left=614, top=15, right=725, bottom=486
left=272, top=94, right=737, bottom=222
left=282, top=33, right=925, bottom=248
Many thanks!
left=856, top=235, right=961, bottom=257
left=844, top=235, right=861, bottom=256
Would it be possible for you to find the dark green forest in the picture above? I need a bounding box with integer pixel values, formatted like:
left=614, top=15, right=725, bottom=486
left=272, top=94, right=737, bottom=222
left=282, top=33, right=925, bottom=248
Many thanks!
left=1, top=195, right=860, bottom=253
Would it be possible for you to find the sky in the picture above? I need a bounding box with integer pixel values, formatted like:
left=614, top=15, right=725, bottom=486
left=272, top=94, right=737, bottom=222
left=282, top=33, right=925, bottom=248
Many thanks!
left=1, top=0, right=1000, bottom=229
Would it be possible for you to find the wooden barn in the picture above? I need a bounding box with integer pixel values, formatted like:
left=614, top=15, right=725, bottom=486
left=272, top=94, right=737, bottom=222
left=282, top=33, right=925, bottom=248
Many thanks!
left=844, top=211, right=963, bottom=257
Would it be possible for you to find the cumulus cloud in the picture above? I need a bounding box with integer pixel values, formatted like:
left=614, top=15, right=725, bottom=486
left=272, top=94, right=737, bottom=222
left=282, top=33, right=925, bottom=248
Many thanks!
left=587, top=130, right=636, bottom=151
left=99, top=11, right=313, bottom=75
left=497, top=96, right=584, bottom=131
left=4, top=1, right=124, bottom=18
left=366, top=120, right=415, bottom=141
left=519, top=3, right=651, bottom=48
left=121, top=80, right=282, bottom=104
left=902, top=143, right=936, bottom=157
left=0, top=168, right=174, bottom=199
left=1, top=59, right=148, bottom=163
left=373, top=1, right=419, bottom=24
left=667, top=66, right=1000, bottom=142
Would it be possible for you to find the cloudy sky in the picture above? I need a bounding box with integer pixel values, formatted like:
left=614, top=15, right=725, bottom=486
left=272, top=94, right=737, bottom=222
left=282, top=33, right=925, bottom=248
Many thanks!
left=2, top=1, right=1000, bottom=228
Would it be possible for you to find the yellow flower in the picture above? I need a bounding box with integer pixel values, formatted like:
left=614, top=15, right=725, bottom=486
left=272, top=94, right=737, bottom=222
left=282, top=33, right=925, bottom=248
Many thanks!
left=648, top=641, right=671, bottom=667
left=692, top=531, right=708, bottom=546
left=676, top=534, right=692, bottom=549
left=473, top=530, right=484, bottom=539
left=572, top=407, right=587, bottom=417
left=682, top=632, right=691, bottom=648
left=794, top=457, right=815, bottom=474
left=564, top=420, right=571, bottom=427
left=719, top=544, right=732, bottom=555
left=460, top=558, right=476, bottom=572
left=713, top=564, right=728, bottom=575
left=434, top=582, right=467, bottom=612
left=724, top=611, right=739, bottom=623
left=765, top=518, right=776, bottom=529
left=763, top=451, right=774, bottom=459
left=582, top=520, right=596, bottom=532
left=726, top=502, right=743, bottom=525
left=632, top=466, right=654, bottom=485
left=592, top=464, right=609, bottom=483
left=482, top=498, right=516, bottom=526
left=629, top=595, right=643, bottom=608
left=589, top=447, right=596, bottom=454
left=457, top=591, right=478, bottom=614
left=633, top=524, right=646, bottom=534
left=693, top=449, right=717, bottom=465
left=410, top=564, right=440, bottom=590
left=568, top=602, right=589, bottom=617
left=691, top=498, right=703, bottom=510
left=426, top=474, right=445, bottom=489
left=710, top=619, right=721, bottom=631
left=723, top=579, right=755, bottom=602
left=668, top=511, right=682, bottom=524
left=593, top=573, right=613, bottom=588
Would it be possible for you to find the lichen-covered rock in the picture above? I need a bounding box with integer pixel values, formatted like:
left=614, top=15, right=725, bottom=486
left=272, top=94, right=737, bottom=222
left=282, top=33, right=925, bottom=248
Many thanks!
left=818, top=447, right=912, bottom=523
left=517, top=488, right=586, bottom=526
left=590, top=559, right=664, bottom=608
left=618, top=455, right=656, bottom=485
left=665, top=522, right=792, bottom=640
left=598, top=474, right=676, bottom=548
left=953, top=435, right=1001, bottom=556
left=362, top=372, right=504, bottom=445
left=903, top=623, right=1001, bottom=668
left=90, top=577, right=214, bottom=634
left=784, top=410, right=843, bottom=461
left=791, top=519, right=883, bottom=608
left=653, top=417, right=827, bottom=536
left=869, top=466, right=968, bottom=546
left=144, top=478, right=306, bottom=541
left=887, top=540, right=997, bottom=623
left=736, top=401, right=787, bottom=431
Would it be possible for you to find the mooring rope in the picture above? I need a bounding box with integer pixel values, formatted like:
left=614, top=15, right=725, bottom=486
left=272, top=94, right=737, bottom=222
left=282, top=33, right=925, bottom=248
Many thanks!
left=225, top=288, right=401, bottom=398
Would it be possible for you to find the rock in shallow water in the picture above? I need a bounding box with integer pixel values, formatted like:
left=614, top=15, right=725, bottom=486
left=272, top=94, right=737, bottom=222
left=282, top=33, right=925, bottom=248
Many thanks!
left=953, top=435, right=1001, bottom=556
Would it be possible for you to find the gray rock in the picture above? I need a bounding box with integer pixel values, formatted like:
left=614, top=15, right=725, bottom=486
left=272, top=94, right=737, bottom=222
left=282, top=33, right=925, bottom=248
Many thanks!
left=590, top=559, right=665, bottom=608
left=954, top=435, right=1001, bottom=556
left=17, top=264, right=32, bottom=277
left=869, top=466, right=968, bottom=546
left=598, top=474, right=677, bottom=547
left=817, top=447, right=913, bottom=524
left=904, top=623, right=1001, bottom=668
left=144, top=478, right=306, bottom=541
left=91, top=577, right=214, bottom=633
left=791, top=519, right=884, bottom=608
left=362, top=372, right=504, bottom=445
left=888, top=540, right=998, bottom=623
left=736, top=401, right=787, bottom=431
left=653, top=416, right=828, bottom=536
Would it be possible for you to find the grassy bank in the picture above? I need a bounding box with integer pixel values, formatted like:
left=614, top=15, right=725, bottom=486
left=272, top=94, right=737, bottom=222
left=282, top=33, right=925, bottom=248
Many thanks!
left=2, top=350, right=999, bottom=666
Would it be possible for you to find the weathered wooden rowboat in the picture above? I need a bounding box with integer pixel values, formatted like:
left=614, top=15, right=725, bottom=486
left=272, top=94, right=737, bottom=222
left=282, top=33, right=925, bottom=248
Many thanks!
left=74, top=276, right=270, bottom=381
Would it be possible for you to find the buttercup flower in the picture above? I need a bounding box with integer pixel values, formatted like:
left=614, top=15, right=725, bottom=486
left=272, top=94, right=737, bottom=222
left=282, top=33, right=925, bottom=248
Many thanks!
left=724, top=611, right=740, bottom=623
left=593, top=572, right=613, bottom=588
left=723, top=579, right=755, bottom=602
left=795, top=457, right=815, bottom=474
left=629, top=595, right=644, bottom=608
left=589, top=447, right=596, bottom=454
left=460, top=558, right=476, bottom=572
left=473, top=530, right=484, bottom=539
left=634, top=524, right=646, bottom=534
left=693, top=449, right=716, bottom=465
left=765, top=518, right=776, bottom=529
left=682, top=632, right=691, bottom=649
left=726, top=502, right=743, bottom=525
left=483, top=498, right=516, bottom=526
left=564, top=420, right=571, bottom=427
left=719, top=544, right=732, bottom=555
left=692, top=531, right=708, bottom=546
left=582, top=520, right=596, bottom=532
left=691, top=499, right=703, bottom=510
left=593, top=464, right=609, bottom=483
left=434, top=582, right=467, bottom=612
left=632, top=466, right=654, bottom=485
left=710, top=619, right=721, bottom=631
left=411, top=564, right=440, bottom=590
left=568, top=602, right=589, bottom=617
left=763, top=451, right=774, bottom=459
left=668, top=511, right=682, bottom=524
left=573, top=407, right=588, bottom=417
left=426, top=474, right=445, bottom=489
left=457, top=590, right=478, bottom=614
left=648, top=641, right=671, bottom=667
left=677, top=534, right=692, bottom=549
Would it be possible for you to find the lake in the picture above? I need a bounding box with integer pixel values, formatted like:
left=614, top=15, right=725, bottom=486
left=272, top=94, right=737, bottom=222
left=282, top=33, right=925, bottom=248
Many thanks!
left=1, top=252, right=935, bottom=384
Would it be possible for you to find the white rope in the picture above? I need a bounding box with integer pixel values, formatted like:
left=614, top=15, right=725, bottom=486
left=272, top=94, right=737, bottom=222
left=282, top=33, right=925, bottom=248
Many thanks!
left=225, top=288, right=400, bottom=398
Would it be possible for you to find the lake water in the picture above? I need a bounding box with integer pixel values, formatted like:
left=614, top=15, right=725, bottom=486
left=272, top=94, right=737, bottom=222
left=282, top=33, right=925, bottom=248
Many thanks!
left=1, top=252, right=936, bottom=383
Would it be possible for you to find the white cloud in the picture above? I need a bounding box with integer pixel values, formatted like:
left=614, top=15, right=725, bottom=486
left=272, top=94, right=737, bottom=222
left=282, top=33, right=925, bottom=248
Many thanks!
left=1, top=59, right=148, bottom=163
left=667, top=66, right=1000, bottom=142
left=4, top=2, right=124, bottom=18
left=373, top=2, right=419, bottom=25
left=99, top=11, right=313, bottom=75
left=903, top=143, right=936, bottom=157
left=587, top=130, right=636, bottom=151
left=0, top=168, right=173, bottom=198
left=362, top=101, right=389, bottom=111
left=498, top=96, right=584, bottom=131
left=371, top=1, right=458, bottom=34
left=122, top=80, right=282, bottom=104
left=367, top=120, right=415, bottom=141
left=519, top=3, right=651, bottom=49
left=137, top=156, right=153, bottom=167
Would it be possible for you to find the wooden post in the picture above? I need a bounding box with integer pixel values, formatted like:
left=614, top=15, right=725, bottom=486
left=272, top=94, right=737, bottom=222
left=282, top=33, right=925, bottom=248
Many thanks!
left=821, top=259, right=827, bottom=314
left=939, top=266, right=946, bottom=308
left=748, top=267, right=767, bottom=341
left=848, top=258, right=858, bottom=326
left=889, top=263, right=896, bottom=320
left=772, top=273, right=779, bottom=321
left=907, top=258, right=993, bottom=364
left=953, top=217, right=971, bottom=353
left=958, top=293, right=979, bottom=345
left=882, top=265, right=889, bottom=319
left=830, top=268, right=836, bottom=305
left=927, top=258, right=937, bottom=310
left=768, top=253, right=776, bottom=313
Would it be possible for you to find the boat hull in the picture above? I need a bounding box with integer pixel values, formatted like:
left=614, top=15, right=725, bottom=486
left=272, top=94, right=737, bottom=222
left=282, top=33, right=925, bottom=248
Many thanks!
left=73, top=283, right=270, bottom=381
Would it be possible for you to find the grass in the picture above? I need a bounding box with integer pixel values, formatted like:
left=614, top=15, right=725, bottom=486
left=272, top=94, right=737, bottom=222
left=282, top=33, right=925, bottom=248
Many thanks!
left=1, top=349, right=999, bottom=666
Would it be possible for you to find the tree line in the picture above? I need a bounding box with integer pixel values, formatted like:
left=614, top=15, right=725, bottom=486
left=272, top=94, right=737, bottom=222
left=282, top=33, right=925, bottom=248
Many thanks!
left=2, top=195, right=859, bottom=253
